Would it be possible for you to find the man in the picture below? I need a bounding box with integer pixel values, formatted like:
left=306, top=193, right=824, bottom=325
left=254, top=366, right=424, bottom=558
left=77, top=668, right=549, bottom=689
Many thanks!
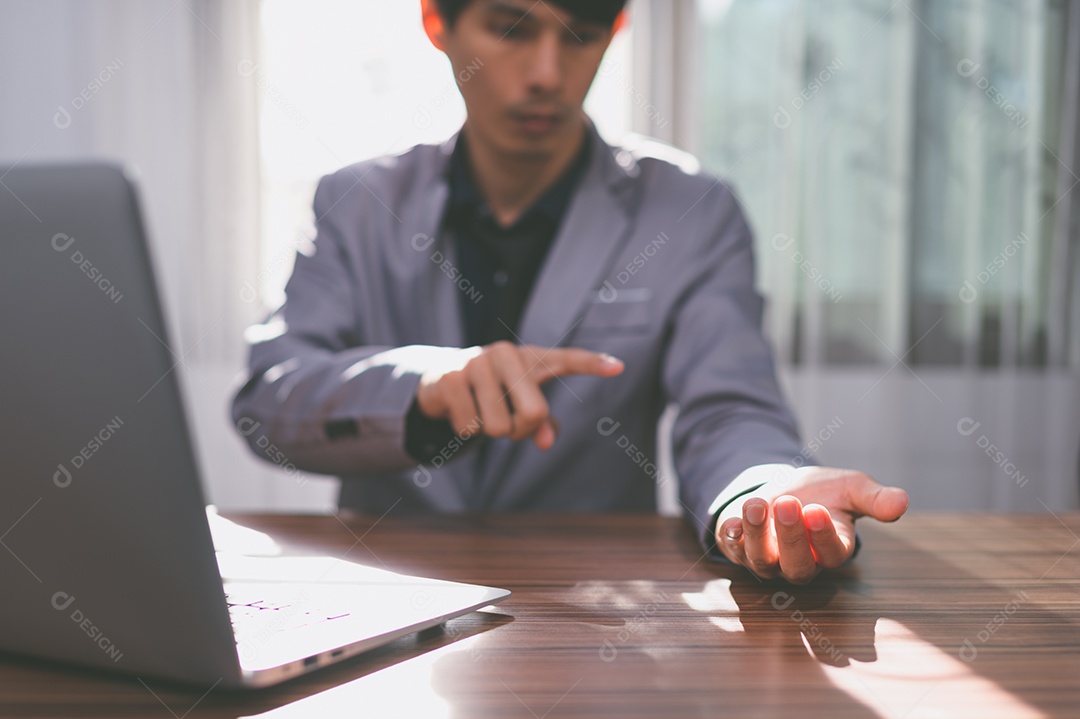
left=232, top=0, right=909, bottom=584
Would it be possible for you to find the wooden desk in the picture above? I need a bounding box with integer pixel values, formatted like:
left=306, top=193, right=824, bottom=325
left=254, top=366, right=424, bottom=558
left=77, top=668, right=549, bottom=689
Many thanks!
left=1, top=513, right=1078, bottom=718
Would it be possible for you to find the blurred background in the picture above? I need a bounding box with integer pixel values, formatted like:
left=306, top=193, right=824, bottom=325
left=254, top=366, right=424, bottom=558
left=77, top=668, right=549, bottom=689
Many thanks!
left=2, top=0, right=1078, bottom=515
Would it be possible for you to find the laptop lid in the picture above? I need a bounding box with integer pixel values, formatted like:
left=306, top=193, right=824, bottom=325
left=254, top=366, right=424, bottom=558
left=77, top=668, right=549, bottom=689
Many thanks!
left=0, top=163, right=511, bottom=690
left=0, top=163, right=243, bottom=686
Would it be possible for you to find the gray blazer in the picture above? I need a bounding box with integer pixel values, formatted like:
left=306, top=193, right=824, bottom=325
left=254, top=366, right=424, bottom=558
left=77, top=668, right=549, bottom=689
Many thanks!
left=232, top=122, right=803, bottom=548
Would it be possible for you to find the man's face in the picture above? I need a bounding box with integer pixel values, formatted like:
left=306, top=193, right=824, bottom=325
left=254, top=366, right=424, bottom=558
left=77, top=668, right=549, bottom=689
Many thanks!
left=439, top=0, right=616, bottom=158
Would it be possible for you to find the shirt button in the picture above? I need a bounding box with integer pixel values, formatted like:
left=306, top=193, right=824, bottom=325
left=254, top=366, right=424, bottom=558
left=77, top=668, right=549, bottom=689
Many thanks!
left=493, top=270, right=509, bottom=287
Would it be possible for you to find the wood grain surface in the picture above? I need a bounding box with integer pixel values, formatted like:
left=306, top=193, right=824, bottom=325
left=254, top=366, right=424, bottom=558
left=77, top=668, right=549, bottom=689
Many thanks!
left=0, top=512, right=1078, bottom=718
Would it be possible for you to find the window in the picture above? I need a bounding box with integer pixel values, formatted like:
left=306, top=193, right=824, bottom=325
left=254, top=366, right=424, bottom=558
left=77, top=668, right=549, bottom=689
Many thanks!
left=694, top=0, right=1078, bottom=367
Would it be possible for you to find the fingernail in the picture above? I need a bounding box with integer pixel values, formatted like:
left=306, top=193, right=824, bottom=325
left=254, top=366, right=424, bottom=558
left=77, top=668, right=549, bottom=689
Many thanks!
left=600, top=354, right=623, bottom=366
left=775, top=499, right=798, bottom=526
left=745, top=503, right=766, bottom=526
left=805, top=509, right=826, bottom=532
left=725, top=524, right=743, bottom=541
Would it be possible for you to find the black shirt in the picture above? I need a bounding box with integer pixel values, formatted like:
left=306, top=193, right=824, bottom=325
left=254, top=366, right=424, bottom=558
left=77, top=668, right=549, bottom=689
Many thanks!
left=404, top=132, right=591, bottom=462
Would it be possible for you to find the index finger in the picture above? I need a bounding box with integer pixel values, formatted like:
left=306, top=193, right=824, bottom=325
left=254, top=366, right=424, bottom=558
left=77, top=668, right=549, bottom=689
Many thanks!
left=522, top=346, right=624, bottom=384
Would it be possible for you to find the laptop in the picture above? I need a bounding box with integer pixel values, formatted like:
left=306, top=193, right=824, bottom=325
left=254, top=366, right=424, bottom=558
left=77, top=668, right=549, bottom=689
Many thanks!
left=0, top=162, right=509, bottom=688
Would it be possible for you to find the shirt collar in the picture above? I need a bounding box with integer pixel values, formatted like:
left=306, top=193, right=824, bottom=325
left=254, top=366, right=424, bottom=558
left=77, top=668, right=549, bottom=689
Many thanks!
left=446, top=129, right=592, bottom=230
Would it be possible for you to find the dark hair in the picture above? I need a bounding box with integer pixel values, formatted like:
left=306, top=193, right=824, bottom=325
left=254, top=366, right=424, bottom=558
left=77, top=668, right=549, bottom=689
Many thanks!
left=434, top=0, right=627, bottom=28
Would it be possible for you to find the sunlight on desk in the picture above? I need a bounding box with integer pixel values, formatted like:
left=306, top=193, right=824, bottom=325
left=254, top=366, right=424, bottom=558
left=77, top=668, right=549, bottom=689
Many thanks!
left=678, top=578, right=1047, bottom=718
left=682, top=578, right=746, bottom=632
left=819, top=619, right=1045, bottom=719
left=241, top=646, right=453, bottom=719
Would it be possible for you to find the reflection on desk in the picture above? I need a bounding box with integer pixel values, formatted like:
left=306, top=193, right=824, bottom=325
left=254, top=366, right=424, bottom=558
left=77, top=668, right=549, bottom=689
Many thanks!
left=0, top=512, right=1077, bottom=718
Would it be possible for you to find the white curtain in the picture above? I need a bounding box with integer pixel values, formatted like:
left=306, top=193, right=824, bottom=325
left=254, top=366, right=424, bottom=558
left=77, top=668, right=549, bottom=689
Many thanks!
left=0, top=0, right=326, bottom=510
left=1, top=0, right=262, bottom=361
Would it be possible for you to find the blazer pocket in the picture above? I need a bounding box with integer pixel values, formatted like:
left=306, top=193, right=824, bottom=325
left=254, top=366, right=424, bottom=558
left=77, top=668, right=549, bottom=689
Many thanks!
left=578, top=288, right=652, bottom=333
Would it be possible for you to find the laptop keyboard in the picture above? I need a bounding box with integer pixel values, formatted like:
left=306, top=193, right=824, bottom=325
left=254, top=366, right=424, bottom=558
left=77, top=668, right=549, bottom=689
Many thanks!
left=225, top=593, right=351, bottom=636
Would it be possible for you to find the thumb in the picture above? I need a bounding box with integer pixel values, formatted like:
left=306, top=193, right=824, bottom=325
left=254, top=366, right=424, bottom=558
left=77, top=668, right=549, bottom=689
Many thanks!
left=845, top=473, right=909, bottom=522
left=532, top=417, right=559, bottom=450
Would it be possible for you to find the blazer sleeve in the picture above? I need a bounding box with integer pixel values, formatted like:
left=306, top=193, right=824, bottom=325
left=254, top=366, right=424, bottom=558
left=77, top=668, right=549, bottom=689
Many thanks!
left=661, top=189, right=804, bottom=553
left=230, top=174, right=460, bottom=476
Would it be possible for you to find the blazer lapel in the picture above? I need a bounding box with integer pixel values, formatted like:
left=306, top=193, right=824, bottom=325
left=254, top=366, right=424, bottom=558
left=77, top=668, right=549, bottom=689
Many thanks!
left=516, top=123, right=638, bottom=349
left=402, top=133, right=467, bottom=349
